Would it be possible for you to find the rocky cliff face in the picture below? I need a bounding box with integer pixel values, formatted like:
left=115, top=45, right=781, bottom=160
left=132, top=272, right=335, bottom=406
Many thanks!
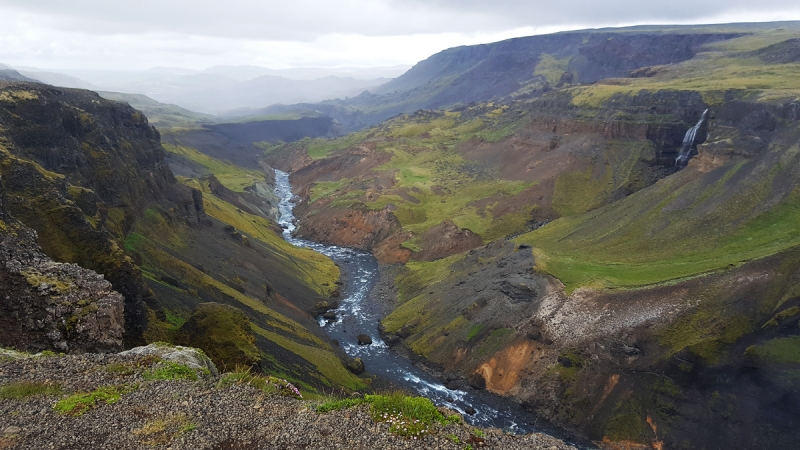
left=0, top=81, right=206, bottom=345
left=0, top=176, right=124, bottom=353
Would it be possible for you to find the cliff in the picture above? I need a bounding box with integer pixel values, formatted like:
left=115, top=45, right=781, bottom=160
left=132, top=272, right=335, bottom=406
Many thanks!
left=0, top=175, right=124, bottom=353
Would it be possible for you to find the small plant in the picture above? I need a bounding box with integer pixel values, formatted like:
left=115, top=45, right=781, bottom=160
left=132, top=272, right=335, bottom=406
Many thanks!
left=133, top=413, right=197, bottom=445
left=218, top=366, right=300, bottom=398
left=471, top=428, right=485, bottom=438
left=53, top=385, right=136, bottom=416
left=0, top=381, right=62, bottom=399
left=266, top=376, right=303, bottom=399
left=446, top=433, right=460, bottom=443
left=104, top=363, right=134, bottom=376
left=143, top=362, right=198, bottom=381
left=464, top=444, right=473, bottom=450
left=316, top=397, right=364, bottom=413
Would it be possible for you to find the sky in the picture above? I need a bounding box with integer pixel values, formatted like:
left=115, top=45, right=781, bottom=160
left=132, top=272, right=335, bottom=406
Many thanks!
left=2, top=0, right=800, bottom=71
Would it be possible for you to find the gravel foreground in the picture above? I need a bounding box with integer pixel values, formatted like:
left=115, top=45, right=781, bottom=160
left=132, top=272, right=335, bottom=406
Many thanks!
left=0, top=352, right=578, bottom=450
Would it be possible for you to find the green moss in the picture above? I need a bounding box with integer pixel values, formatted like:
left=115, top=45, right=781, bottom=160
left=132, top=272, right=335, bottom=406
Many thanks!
left=176, top=303, right=261, bottom=372
left=0, top=381, right=62, bottom=399
left=132, top=413, right=197, bottom=445
left=163, top=144, right=265, bottom=192
left=534, top=54, right=572, bottom=85
left=20, top=271, right=72, bottom=293
left=367, top=392, right=460, bottom=437
left=658, top=309, right=752, bottom=361
left=250, top=324, right=366, bottom=391
left=745, top=336, right=800, bottom=364
left=316, top=397, right=364, bottom=413
left=142, top=361, right=199, bottom=381
left=764, top=306, right=800, bottom=327
left=104, top=363, right=135, bottom=376
left=604, top=397, right=649, bottom=443
left=220, top=370, right=305, bottom=399
left=53, top=385, right=135, bottom=416
left=466, top=324, right=483, bottom=341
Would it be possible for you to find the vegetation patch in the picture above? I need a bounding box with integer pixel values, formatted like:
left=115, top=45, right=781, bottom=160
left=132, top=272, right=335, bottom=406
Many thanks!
left=218, top=366, right=302, bottom=398
left=250, top=324, right=366, bottom=391
left=745, top=336, right=800, bottom=364
left=0, top=381, right=62, bottom=399
left=143, top=361, right=200, bottom=381
left=132, top=413, right=197, bottom=445
left=163, top=144, right=265, bottom=192
left=316, top=392, right=461, bottom=437
left=53, top=385, right=136, bottom=416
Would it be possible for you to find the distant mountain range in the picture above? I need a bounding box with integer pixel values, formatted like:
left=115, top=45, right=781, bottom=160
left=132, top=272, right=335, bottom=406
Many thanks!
left=1, top=64, right=409, bottom=116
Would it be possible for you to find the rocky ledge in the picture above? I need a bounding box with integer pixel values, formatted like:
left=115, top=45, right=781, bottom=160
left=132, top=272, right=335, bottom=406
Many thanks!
left=0, top=345, right=577, bottom=450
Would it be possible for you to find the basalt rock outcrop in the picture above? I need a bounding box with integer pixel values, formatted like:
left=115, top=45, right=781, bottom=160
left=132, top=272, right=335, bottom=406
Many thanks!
left=0, top=81, right=206, bottom=345
left=0, top=176, right=124, bottom=353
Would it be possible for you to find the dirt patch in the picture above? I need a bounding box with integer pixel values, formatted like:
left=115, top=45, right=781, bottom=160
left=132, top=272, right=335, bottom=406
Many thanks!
left=476, top=340, right=536, bottom=394
left=412, top=220, right=484, bottom=261
left=373, top=231, right=413, bottom=265
left=296, top=206, right=401, bottom=250
left=290, top=145, right=393, bottom=189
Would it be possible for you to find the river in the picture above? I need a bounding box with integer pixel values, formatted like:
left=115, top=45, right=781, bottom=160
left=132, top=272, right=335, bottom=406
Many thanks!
left=274, top=169, right=569, bottom=437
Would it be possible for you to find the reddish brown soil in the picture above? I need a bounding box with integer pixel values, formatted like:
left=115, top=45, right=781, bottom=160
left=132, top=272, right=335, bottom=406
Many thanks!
left=412, top=220, right=484, bottom=261
left=295, top=206, right=401, bottom=250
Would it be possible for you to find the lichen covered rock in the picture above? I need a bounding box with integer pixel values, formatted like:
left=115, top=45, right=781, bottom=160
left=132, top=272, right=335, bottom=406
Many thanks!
left=0, top=178, right=124, bottom=353
left=119, top=343, right=218, bottom=377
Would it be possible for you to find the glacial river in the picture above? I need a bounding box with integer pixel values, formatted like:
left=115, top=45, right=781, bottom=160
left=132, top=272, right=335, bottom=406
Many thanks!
left=274, top=169, right=573, bottom=438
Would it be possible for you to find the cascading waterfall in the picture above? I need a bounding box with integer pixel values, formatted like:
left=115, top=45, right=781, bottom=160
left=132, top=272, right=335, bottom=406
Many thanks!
left=272, top=169, right=577, bottom=440
left=675, top=109, right=709, bottom=168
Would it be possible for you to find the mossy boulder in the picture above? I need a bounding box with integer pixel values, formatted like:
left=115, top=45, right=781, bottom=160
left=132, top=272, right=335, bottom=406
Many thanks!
left=175, top=303, right=261, bottom=371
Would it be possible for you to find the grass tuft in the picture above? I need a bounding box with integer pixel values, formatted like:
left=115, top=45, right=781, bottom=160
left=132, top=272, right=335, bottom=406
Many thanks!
left=0, top=381, right=62, bottom=399
left=53, top=385, right=136, bottom=416
left=142, top=362, right=199, bottom=381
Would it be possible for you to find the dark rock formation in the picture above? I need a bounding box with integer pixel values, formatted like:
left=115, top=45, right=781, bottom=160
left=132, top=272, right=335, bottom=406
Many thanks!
left=345, top=357, right=365, bottom=375
left=357, top=334, right=372, bottom=345
left=0, top=81, right=208, bottom=345
left=0, top=177, right=124, bottom=353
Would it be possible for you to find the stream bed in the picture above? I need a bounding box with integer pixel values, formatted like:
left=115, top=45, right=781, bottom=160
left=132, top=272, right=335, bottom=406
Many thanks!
left=274, top=169, right=568, bottom=437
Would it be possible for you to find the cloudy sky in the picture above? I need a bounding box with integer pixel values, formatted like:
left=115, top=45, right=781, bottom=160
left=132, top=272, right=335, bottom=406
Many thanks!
left=2, top=0, right=800, bottom=71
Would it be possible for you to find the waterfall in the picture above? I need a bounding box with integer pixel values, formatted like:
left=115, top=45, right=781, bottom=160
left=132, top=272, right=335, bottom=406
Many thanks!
left=675, top=109, right=709, bottom=168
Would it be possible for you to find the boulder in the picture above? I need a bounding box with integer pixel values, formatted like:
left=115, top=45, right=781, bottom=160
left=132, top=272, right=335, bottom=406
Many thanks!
left=120, top=343, right=218, bottom=377
left=468, top=372, right=486, bottom=390
left=345, top=357, right=365, bottom=375
left=357, top=334, right=373, bottom=345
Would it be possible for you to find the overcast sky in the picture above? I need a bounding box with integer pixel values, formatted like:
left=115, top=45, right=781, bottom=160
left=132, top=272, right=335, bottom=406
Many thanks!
left=2, top=0, right=800, bottom=71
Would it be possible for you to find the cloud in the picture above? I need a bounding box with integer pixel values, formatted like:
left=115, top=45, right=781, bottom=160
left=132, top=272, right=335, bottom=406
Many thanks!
left=1, top=0, right=799, bottom=70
